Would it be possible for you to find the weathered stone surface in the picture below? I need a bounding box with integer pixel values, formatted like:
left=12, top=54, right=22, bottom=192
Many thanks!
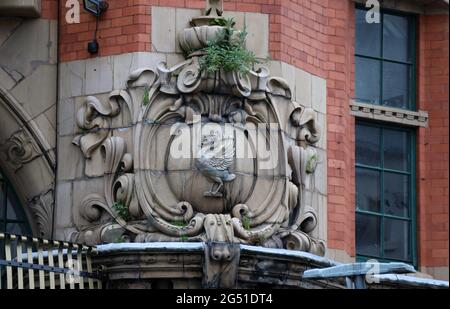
left=295, top=68, right=312, bottom=108
left=59, top=60, right=85, bottom=99
left=152, top=7, right=176, bottom=53
left=85, top=57, right=114, bottom=95
left=56, top=135, right=84, bottom=181
left=0, top=66, right=17, bottom=90
left=33, top=112, right=56, bottom=149
left=55, top=181, right=73, bottom=228
left=314, top=149, right=327, bottom=196
left=93, top=243, right=345, bottom=289
left=0, top=18, right=21, bottom=46
left=312, top=75, right=327, bottom=114
left=0, top=19, right=50, bottom=76
left=58, top=97, right=75, bottom=136
left=245, top=12, right=269, bottom=58
left=11, top=64, right=56, bottom=119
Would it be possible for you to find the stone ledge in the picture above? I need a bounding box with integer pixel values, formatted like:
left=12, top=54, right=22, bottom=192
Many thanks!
left=350, top=101, right=429, bottom=127
left=0, top=0, right=41, bottom=18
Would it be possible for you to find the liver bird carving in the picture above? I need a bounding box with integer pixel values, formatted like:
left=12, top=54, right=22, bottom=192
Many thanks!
left=195, top=132, right=236, bottom=197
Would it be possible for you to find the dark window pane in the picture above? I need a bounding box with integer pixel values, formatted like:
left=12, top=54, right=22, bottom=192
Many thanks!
left=356, top=213, right=381, bottom=257
left=356, top=9, right=381, bottom=57
left=384, top=218, right=411, bottom=261
left=356, top=124, right=381, bottom=166
left=355, top=57, right=381, bottom=105
left=6, top=190, right=24, bottom=221
left=384, top=173, right=409, bottom=217
left=6, top=222, right=29, bottom=236
left=384, top=129, right=410, bottom=171
left=0, top=181, right=4, bottom=220
left=383, top=14, right=410, bottom=62
left=382, top=62, right=410, bottom=109
left=356, top=168, right=381, bottom=212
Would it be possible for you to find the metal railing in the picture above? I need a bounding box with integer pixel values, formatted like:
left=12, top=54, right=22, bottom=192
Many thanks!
left=0, top=233, right=102, bottom=289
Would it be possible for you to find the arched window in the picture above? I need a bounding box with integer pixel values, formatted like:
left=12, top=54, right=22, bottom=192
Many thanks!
left=0, top=169, right=31, bottom=236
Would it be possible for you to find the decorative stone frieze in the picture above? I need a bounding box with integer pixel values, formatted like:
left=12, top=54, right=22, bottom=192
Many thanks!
left=350, top=101, right=429, bottom=127
left=71, top=3, right=326, bottom=261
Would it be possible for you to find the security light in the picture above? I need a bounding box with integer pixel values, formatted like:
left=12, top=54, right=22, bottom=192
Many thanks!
left=83, top=0, right=109, bottom=17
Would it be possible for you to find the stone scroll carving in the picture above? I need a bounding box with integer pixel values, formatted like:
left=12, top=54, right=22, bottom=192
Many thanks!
left=71, top=9, right=325, bottom=257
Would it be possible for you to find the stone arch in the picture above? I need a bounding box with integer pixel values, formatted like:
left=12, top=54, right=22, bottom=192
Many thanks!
left=0, top=86, right=56, bottom=238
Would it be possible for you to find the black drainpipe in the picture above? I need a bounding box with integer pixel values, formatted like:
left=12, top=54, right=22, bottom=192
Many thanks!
left=51, top=0, right=61, bottom=240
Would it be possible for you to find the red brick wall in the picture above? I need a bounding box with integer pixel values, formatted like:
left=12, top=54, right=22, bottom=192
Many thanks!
left=417, top=14, right=449, bottom=268
left=42, top=0, right=58, bottom=19
left=322, top=0, right=356, bottom=257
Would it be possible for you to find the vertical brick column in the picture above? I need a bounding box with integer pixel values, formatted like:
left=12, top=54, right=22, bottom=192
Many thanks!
left=417, top=14, right=449, bottom=279
left=322, top=0, right=356, bottom=259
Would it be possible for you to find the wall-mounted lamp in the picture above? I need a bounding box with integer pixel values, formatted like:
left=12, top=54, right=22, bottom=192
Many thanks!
left=83, top=0, right=109, bottom=17
left=83, top=0, right=109, bottom=54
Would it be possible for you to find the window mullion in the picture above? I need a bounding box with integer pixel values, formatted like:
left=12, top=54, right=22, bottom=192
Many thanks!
left=380, top=127, right=385, bottom=259
left=380, top=12, right=384, bottom=106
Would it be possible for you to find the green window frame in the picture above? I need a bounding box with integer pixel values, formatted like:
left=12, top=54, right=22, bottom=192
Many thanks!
left=1, top=169, right=32, bottom=286
left=0, top=170, right=31, bottom=235
left=355, top=120, right=417, bottom=267
left=355, top=6, right=417, bottom=110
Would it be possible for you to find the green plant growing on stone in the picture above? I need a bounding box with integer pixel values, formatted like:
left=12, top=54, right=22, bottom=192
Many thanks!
left=142, top=87, right=150, bottom=106
left=180, top=235, right=188, bottom=242
left=306, top=154, right=318, bottom=174
left=115, top=236, right=125, bottom=243
left=199, top=18, right=260, bottom=75
left=171, top=220, right=188, bottom=228
left=242, top=216, right=251, bottom=230
left=112, top=201, right=131, bottom=221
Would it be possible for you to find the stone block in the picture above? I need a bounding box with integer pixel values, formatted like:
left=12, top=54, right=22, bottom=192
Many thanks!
left=295, top=68, right=312, bottom=108
left=59, top=60, right=85, bottom=99
left=55, top=181, right=73, bottom=228
left=314, top=149, right=327, bottom=195
left=0, top=66, right=17, bottom=90
left=316, top=112, right=327, bottom=150
left=311, top=75, right=327, bottom=114
left=245, top=12, right=269, bottom=58
left=0, top=19, right=49, bottom=76
left=49, top=20, right=57, bottom=64
left=11, top=64, right=57, bottom=119
left=58, top=97, right=75, bottom=136
left=33, top=111, right=56, bottom=150
left=57, top=135, right=84, bottom=181
left=152, top=7, right=176, bottom=53
left=281, top=62, right=296, bottom=95
left=85, top=56, right=113, bottom=95
left=0, top=18, right=21, bottom=46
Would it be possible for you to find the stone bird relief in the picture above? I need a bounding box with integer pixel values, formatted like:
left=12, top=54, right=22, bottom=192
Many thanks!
left=71, top=7, right=325, bottom=257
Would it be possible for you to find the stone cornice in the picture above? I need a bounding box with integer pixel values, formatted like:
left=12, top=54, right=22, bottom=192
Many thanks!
left=0, top=0, right=41, bottom=18
left=350, top=100, right=429, bottom=127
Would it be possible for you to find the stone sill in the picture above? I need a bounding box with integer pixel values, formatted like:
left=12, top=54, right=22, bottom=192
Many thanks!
left=350, top=100, right=429, bottom=128
left=92, top=243, right=447, bottom=289
left=0, top=0, right=41, bottom=18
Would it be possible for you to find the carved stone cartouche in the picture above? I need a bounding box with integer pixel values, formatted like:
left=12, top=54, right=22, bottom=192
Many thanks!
left=71, top=5, right=325, bottom=262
